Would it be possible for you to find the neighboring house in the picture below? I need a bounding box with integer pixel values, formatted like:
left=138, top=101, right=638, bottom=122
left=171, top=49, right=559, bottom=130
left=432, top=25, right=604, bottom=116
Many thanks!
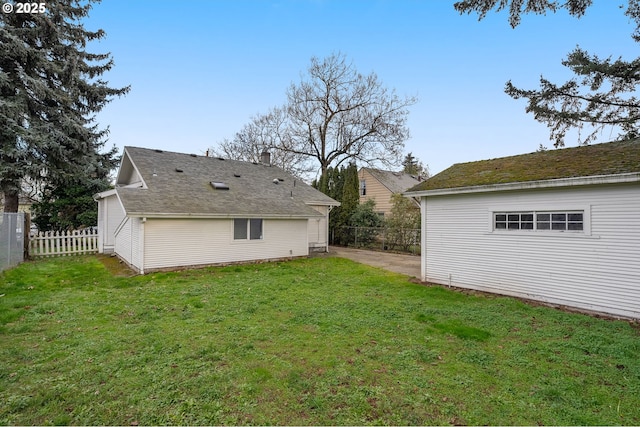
left=358, top=167, right=421, bottom=217
left=94, top=147, right=339, bottom=273
left=405, top=139, right=640, bottom=319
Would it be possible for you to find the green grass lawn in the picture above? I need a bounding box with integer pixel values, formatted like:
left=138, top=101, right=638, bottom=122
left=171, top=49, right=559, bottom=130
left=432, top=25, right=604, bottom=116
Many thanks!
left=1, top=255, right=639, bottom=425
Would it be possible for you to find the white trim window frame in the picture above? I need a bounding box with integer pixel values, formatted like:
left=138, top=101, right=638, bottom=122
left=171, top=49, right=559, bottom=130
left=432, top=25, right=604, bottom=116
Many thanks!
left=233, top=218, right=264, bottom=241
left=493, top=210, right=586, bottom=233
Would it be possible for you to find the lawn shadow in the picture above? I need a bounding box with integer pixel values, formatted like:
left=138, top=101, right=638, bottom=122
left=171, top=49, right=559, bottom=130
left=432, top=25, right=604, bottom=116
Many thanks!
left=95, top=254, right=137, bottom=277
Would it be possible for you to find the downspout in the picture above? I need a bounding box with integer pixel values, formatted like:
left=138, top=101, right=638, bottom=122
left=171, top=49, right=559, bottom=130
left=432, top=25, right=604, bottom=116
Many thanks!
left=421, top=197, right=427, bottom=282
left=326, top=206, right=332, bottom=252
left=139, top=217, right=146, bottom=275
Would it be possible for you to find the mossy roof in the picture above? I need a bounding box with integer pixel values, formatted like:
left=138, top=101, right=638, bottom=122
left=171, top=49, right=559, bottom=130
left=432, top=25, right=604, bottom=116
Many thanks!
left=407, top=139, right=640, bottom=193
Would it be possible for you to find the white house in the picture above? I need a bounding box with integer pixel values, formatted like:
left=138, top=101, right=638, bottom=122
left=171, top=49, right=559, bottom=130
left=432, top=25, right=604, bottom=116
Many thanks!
left=405, top=139, right=640, bottom=319
left=94, top=147, right=339, bottom=273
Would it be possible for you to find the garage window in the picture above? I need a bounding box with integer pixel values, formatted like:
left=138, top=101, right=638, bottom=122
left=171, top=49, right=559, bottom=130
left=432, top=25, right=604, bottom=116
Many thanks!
left=494, top=211, right=583, bottom=232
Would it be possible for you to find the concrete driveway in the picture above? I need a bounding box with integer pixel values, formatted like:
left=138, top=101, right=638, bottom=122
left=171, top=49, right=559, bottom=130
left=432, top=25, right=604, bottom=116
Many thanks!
left=322, top=246, right=421, bottom=279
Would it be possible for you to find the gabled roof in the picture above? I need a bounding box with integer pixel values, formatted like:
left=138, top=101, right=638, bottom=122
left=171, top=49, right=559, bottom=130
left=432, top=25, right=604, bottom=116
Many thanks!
left=360, top=167, right=421, bottom=194
left=407, top=139, right=640, bottom=194
left=101, top=147, right=339, bottom=218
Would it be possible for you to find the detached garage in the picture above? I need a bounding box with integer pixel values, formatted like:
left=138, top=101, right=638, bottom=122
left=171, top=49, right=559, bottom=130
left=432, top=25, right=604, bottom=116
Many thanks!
left=405, top=139, right=640, bottom=319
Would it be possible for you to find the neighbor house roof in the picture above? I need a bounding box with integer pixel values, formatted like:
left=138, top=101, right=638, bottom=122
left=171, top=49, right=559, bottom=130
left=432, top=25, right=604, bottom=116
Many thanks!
left=98, top=147, right=339, bottom=218
left=361, top=167, right=421, bottom=193
left=406, top=139, right=640, bottom=195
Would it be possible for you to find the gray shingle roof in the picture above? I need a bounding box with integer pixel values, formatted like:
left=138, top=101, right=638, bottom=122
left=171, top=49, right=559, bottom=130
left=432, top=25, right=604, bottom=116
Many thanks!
left=114, top=147, right=338, bottom=218
left=362, top=168, right=421, bottom=193
left=407, top=139, right=640, bottom=193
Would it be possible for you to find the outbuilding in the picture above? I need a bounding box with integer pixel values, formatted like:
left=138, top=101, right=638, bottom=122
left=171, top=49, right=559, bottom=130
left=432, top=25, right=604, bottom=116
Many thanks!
left=405, top=139, right=640, bottom=319
left=95, top=147, right=339, bottom=273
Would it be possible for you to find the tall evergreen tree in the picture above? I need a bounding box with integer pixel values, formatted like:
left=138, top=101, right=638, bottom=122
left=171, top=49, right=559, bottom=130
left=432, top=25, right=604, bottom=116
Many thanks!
left=314, top=163, right=360, bottom=245
left=31, top=161, right=113, bottom=231
left=454, top=0, right=640, bottom=146
left=0, top=0, right=129, bottom=213
left=316, top=166, right=345, bottom=244
left=340, top=163, right=360, bottom=225
left=402, top=152, right=430, bottom=178
left=331, top=163, right=360, bottom=245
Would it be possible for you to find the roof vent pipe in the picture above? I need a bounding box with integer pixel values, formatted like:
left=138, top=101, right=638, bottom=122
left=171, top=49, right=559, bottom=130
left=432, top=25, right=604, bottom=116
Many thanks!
left=261, top=151, right=271, bottom=166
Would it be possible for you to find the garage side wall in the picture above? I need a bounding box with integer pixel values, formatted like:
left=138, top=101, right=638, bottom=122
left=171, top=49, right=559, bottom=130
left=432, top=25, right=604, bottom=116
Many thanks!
left=142, top=218, right=308, bottom=271
left=423, top=183, right=640, bottom=319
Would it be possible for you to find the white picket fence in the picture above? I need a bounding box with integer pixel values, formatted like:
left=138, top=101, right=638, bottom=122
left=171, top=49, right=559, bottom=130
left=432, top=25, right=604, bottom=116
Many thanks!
left=29, top=229, right=99, bottom=257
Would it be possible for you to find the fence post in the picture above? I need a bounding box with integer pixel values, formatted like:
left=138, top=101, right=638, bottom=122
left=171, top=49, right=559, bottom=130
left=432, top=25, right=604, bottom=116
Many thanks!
left=24, top=213, right=30, bottom=260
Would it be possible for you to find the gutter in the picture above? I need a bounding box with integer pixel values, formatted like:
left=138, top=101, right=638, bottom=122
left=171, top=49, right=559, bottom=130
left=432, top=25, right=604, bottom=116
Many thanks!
left=404, top=172, right=640, bottom=198
left=93, top=189, right=117, bottom=200
left=124, top=212, right=325, bottom=220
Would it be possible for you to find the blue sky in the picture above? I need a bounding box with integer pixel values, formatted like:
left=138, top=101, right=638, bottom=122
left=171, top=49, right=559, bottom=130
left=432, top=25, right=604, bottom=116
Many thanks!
left=87, top=1, right=637, bottom=177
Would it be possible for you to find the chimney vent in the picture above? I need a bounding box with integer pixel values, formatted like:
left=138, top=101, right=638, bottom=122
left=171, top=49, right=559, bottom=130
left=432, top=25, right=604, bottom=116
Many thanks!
left=261, top=151, right=271, bottom=166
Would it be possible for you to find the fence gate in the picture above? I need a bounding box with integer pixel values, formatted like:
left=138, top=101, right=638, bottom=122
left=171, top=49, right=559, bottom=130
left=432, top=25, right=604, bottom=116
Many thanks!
left=0, top=212, right=25, bottom=272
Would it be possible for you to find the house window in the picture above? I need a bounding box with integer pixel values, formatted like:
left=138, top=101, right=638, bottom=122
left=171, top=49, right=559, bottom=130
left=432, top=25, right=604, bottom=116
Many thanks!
left=360, top=179, right=366, bottom=196
left=494, top=211, right=583, bottom=232
left=234, top=218, right=263, bottom=240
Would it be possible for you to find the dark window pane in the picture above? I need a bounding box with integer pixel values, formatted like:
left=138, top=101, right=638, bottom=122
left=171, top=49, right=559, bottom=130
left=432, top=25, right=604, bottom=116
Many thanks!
left=249, top=219, right=263, bottom=240
left=508, top=222, right=520, bottom=229
left=568, top=213, right=583, bottom=222
left=495, top=214, right=506, bottom=221
left=537, top=213, right=550, bottom=221
left=508, top=214, right=519, bottom=221
left=495, top=222, right=506, bottom=229
left=568, top=222, right=583, bottom=231
left=522, top=222, right=533, bottom=230
left=552, top=213, right=566, bottom=222
left=234, top=219, right=247, bottom=240
left=537, top=222, right=550, bottom=230
left=552, top=222, right=566, bottom=230
left=521, top=214, right=533, bottom=222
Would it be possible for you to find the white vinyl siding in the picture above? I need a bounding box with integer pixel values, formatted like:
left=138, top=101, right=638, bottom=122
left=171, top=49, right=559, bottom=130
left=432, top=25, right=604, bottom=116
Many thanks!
left=114, top=217, right=143, bottom=272
left=97, top=194, right=125, bottom=252
left=307, top=205, right=329, bottom=250
left=114, top=217, right=130, bottom=264
left=142, top=218, right=308, bottom=270
left=422, top=184, right=640, bottom=319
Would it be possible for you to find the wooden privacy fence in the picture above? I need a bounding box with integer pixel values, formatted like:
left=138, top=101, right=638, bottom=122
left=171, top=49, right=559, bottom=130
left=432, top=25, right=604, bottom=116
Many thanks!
left=30, top=229, right=99, bottom=257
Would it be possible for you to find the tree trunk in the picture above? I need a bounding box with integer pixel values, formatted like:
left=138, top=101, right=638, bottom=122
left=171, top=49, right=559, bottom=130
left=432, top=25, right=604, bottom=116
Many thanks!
left=3, top=190, right=19, bottom=213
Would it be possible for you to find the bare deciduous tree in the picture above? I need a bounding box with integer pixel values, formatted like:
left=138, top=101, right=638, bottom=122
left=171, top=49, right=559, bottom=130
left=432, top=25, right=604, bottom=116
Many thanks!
left=212, top=107, right=314, bottom=178
left=285, top=53, right=417, bottom=176
left=212, top=53, right=417, bottom=179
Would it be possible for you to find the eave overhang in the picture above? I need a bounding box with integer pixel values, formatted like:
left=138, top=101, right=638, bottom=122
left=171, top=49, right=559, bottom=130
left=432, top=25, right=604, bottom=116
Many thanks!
left=404, top=172, right=640, bottom=198
left=125, top=212, right=324, bottom=220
